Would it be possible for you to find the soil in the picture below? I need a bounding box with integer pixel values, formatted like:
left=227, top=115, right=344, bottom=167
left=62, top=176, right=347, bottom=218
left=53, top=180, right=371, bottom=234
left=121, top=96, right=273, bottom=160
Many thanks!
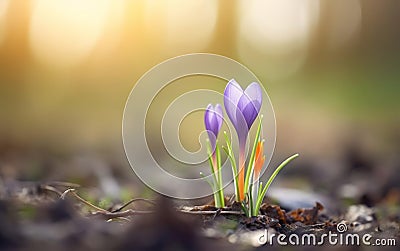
left=0, top=180, right=398, bottom=251
left=0, top=143, right=399, bottom=250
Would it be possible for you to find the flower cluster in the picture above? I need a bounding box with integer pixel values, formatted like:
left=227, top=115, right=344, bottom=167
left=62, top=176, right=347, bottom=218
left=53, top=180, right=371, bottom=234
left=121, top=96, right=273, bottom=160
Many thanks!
left=204, top=79, right=298, bottom=216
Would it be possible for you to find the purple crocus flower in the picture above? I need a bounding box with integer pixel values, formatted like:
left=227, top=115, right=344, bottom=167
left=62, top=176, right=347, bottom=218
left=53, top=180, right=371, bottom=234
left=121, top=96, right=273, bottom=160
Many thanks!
left=224, top=79, right=262, bottom=146
left=224, top=79, right=262, bottom=201
left=204, top=104, right=223, bottom=153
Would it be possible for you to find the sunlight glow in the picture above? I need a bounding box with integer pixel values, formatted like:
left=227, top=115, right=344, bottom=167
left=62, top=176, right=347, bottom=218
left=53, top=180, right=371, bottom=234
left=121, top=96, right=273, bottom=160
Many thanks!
left=238, top=0, right=319, bottom=51
left=29, top=0, right=113, bottom=68
left=144, top=0, right=218, bottom=52
left=0, top=0, right=10, bottom=45
left=237, top=0, right=320, bottom=80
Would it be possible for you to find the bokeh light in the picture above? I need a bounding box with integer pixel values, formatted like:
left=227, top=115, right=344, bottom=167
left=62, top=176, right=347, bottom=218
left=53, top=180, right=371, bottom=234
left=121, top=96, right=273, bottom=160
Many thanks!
left=29, top=0, right=116, bottom=69
left=0, top=0, right=398, bottom=166
left=143, top=0, right=218, bottom=53
left=0, top=0, right=10, bottom=45
left=237, top=0, right=320, bottom=80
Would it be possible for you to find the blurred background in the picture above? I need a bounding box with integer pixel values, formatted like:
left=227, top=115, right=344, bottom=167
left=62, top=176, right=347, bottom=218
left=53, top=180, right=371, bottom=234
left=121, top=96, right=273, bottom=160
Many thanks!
left=0, top=0, right=399, bottom=204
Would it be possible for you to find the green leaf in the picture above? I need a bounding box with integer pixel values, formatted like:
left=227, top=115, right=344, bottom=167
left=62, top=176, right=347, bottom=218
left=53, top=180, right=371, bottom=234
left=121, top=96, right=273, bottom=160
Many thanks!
left=216, top=143, right=225, bottom=207
left=205, top=139, right=222, bottom=207
left=241, top=201, right=249, bottom=217
left=255, top=153, right=299, bottom=214
left=223, top=131, right=240, bottom=202
left=244, top=115, right=263, bottom=195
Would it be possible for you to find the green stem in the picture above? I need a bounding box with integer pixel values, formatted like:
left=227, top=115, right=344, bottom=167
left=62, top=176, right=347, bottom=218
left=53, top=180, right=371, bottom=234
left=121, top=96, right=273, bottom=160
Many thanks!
left=244, top=115, right=263, bottom=196
left=255, top=153, right=299, bottom=214
left=241, top=202, right=249, bottom=217
left=200, top=172, right=219, bottom=207
left=248, top=184, right=254, bottom=216
left=216, top=144, right=225, bottom=207
left=206, top=140, right=222, bottom=207
left=223, top=131, right=240, bottom=201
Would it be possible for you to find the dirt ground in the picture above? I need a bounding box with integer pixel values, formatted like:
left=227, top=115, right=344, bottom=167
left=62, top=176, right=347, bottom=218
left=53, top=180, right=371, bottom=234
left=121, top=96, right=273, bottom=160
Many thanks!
left=0, top=143, right=399, bottom=251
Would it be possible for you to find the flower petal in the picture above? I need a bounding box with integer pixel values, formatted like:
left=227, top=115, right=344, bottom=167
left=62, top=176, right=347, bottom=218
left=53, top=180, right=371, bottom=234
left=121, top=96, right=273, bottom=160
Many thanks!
left=214, top=104, right=224, bottom=133
left=254, top=141, right=265, bottom=180
left=205, top=104, right=224, bottom=151
left=244, top=82, right=262, bottom=110
left=235, top=105, right=250, bottom=146
left=204, top=104, right=215, bottom=148
left=236, top=82, right=262, bottom=129
left=224, top=79, right=243, bottom=125
left=244, top=100, right=261, bottom=129
left=204, top=104, right=213, bottom=132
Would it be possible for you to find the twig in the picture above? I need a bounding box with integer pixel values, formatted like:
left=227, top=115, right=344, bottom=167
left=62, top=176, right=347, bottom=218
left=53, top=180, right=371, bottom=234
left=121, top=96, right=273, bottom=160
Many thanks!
left=47, top=181, right=81, bottom=188
left=180, top=210, right=244, bottom=215
left=92, top=209, right=244, bottom=220
left=40, top=185, right=63, bottom=196
left=228, top=194, right=236, bottom=205
left=60, top=188, right=244, bottom=221
left=107, top=217, right=131, bottom=223
left=60, top=188, right=107, bottom=213
left=212, top=208, right=222, bottom=220
left=92, top=209, right=155, bottom=219
left=111, top=198, right=156, bottom=213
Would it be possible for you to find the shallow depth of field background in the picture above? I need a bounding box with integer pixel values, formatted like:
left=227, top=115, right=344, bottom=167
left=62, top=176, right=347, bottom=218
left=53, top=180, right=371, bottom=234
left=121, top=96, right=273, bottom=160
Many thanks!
left=0, top=0, right=399, bottom=200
